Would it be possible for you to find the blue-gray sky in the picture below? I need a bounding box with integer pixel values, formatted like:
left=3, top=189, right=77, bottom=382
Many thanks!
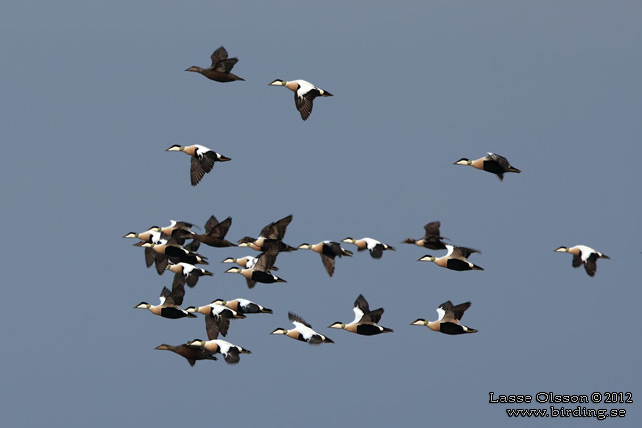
left=1, top=1, right=640, bottom=426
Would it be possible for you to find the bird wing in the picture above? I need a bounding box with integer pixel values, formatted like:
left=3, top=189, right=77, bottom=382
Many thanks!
left=200, top=151, right=218, bottom=172
left=306, top=333, right=324, bottom=345
left=245, top=277, right=256, bottom=289
left=354, top=294, right=371, bottom=315
left=222, top=346, right=241, bottom=364
left=369, top=243, right=384, bottom=259
left=159, top=286, right=177, bottom=307
left=438, top=301, right=464, bottom=323
left=207, top=216, right=232, bottom=239
left=144, top=247, right=155, bottom=268
left=153, top=254, right=169, bottom=275
left=210, top=46, right=228, bottom=66
left=260, top=215, right=293, bottom=240
left=451, top=246, right=479, bottom=259
left=255, top=249, right=278, bottom=272
left=288, top=312, right=312, bottom=328
left=584, top=253, right=598, bottom=277
left=423, top=221, right=447, bottom=249
left=352, top=303, right=366, bottom=323
left=171, top=281, right=186, bottom=306
left=169, top=220, right=195, bottom=230
left=572, top=252, right=583, bottom=268
left=209, top=46, right=239, bottom=73
left=320, top=252, right=336, bottom=277
left=487, top=153, right=511, bottom=170
left=325, top=241, right=347, bottom=256
left=449, top=301, right=471, bottom=321
left=364, top=308, right=384, bottom=324
left=295, top=89, right=320, bottom=121
left=205, top=311, right=230, bottom=340
left=185, top=271, right=200, bottom=288
left=204, top=215, right=220, bottom=234
left=214, top=58, right=239, bottom=73
left=172, top=272, right=186, bottom=289
left=190, top=155, right=208, bottom=186
left=183, top=239, right=200, bottom=253
left=423, top=221, right=442, bottom=238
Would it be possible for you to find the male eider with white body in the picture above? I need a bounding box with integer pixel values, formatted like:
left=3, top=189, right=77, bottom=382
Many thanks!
left=224, top=249, right=286, bottom=288
left=186, top=303, right=245, bottom=339
left=187, top=339, right=251, bottom=365
left=134, top=287, right=196, bottom=319
left=554, top=245, right=610, bottom=277
left=341, top=237, right=395, bottom=259
left=418, top=244, right=483, bottom=271
left=271, top=312, right=334, bottom=344
left=329, top=295, right=393, bottom=336
left=454, top=153, right=521, bottom=180
left=166, top=262, right=213, bottom=289
left=211, top=298, right=273, bottom=315
left=165, top=144, right=231, bottom=186
left=411, top=301, right=478, bottom=335
left=269, top=79, right=333, bottom=121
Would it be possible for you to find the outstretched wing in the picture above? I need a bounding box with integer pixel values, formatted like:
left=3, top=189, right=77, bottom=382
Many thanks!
left=295, top=90, right=320, bottom=121
left=320, top=252, right=335, bottom=277
left=288, top=312, right=312, bottom=328
left=210, top=46, right=228, bottom=66
left=190, top=156, right=209, bottom=186
left=451, top=246, right=479, bottom=259
left=206, top=312, right=230, bottom=340
left=207, top=216, right=232, bottom=239
left=204, top=215, right=220, bottom=234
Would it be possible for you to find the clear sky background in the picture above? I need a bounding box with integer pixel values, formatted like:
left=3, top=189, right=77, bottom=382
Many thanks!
left=1, top=1, right=641, bottom=426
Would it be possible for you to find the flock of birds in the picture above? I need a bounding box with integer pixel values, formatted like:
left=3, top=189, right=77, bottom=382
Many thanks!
left=124, top=46, right=610, bottom=366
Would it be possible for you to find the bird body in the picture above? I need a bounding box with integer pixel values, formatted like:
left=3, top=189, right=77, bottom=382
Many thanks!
left=186, top=303, right=245, bottom=339
left=134, top=287, right=196, bottom=319
left=167, top=262, right=213, bottom=288
left=271, top=312, right=334, bottom=344
left=166, top=144, right=231, bottom=186
left=159, top=220, right=195, bottom=236
left=342, top=237, right=395, bottom=259
left=224, top=266, right=286, bottom=287
left=123, top=227, right=163, bottom=243
left=141, top=242, right=208, bottom=266
left=402, top=221, right=447, bottom=250
left=454, top=153, right=521, bottom=180
left=554, top=245, right=610, bottom=277
left=237, top=214, right=296, bottom=252
left=418, top=244, right=483, bottom=271
left=155, top=343, right=217, bottom=366
left=185, top=46, right=244, bottom=82
left=298, top=241, right=352, bottom=276
left=222, top=255, right=259, bottom=269
left=211, top=298, right=272, bottom=314
left=224, top=249, right=285, bottom=288
left=187, top=339, right=251, bottom=364
left=189, top=215, right=235, bottom=247
left=269, top=79, right=333, bottom=120
left=329, top=295, right=393, bottom=336
left=411, top=301, right=478, bottom=335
